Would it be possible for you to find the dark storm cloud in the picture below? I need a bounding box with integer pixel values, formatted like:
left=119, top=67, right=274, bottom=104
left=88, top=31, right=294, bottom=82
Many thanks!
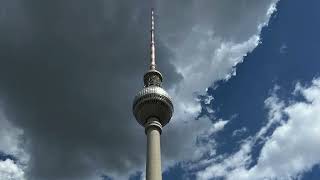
left=0, top=0, right=181, bottom=179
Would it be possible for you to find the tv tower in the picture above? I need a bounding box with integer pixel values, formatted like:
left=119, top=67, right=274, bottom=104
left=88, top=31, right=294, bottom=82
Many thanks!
left=132, top=8, right=174, bottom=180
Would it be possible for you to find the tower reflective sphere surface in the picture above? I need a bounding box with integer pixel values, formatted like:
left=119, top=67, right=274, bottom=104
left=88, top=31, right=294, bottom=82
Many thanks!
left=132, top=9, right=173, bottom=180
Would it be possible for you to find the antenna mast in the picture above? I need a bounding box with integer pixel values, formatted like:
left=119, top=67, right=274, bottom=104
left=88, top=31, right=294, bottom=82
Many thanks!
left=150, top=8, right=156, bottom=70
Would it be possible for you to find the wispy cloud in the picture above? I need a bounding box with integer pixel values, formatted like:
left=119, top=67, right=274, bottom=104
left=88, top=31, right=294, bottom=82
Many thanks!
left=196, top=77, right=320, bottom=180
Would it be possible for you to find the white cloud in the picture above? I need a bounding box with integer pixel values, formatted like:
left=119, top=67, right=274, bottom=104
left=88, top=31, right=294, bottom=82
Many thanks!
left=0, top=113, right=28, bottom=162
left=194, top=120, right=229, bottom=159
left=249, top=78, right=320, bottom=179
left=0, top=159, right=25, bottom=180
left=204, top=95, right=214, bottom=105
left=232, top=127, right=247, bottom=137
left=0, top=114, right=23, bottom=156
left=0, top=107, right=28, bottom=180
left=197, top=77, right=320, bottom=180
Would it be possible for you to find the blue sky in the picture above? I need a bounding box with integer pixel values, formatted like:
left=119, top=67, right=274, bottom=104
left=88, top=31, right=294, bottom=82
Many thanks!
left=1, top=1, right=320, bottom=180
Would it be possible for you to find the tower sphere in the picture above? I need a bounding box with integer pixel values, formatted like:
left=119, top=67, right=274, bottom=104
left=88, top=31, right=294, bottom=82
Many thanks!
left=133, top=86, right=173, bottom=127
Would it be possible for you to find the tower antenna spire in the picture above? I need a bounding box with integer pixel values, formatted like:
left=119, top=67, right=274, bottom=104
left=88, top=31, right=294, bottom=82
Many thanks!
left=150, top=8, right=156, bottom=70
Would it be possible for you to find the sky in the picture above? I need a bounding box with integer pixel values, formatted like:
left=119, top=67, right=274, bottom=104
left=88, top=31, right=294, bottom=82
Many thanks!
left=0, top=0, right=320, bottom=180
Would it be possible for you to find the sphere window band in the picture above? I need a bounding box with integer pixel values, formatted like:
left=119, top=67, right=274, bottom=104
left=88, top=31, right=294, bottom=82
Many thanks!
left=133, top=86, right=173, bottom=127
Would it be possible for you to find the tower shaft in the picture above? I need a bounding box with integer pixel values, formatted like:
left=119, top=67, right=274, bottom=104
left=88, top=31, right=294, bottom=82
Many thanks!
left=145, top=9, right=162, bottom=180
left=146, top=118, right=162, bottom=180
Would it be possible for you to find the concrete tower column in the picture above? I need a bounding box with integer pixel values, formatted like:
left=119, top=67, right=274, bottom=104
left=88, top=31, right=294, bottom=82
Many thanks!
left=145, top=118, right=162, bottom=180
